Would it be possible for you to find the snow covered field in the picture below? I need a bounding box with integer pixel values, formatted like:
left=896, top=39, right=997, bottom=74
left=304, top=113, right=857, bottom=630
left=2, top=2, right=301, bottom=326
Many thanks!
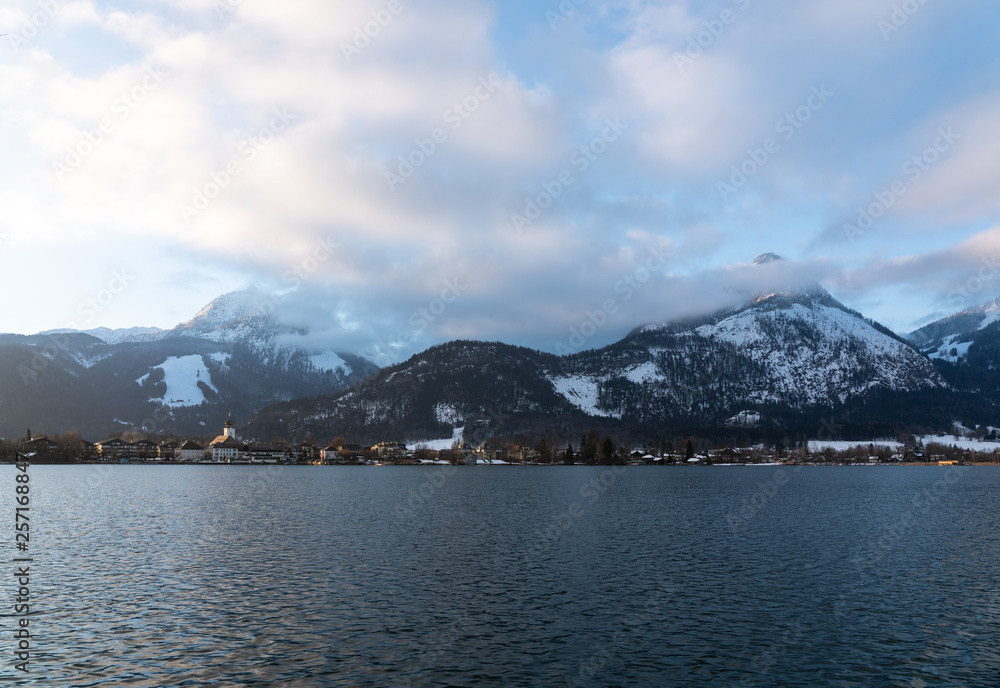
left=139, top=355, right=218, bottom=407
left=408, top=426, right=465, bottom=451
left=548, top=375, right=615, bottom=417
left=808, top=440, right=903, bottom=452
left=810, top=436, right=1000, bottom=452
left=309, top=351, right=352, bottom=375
left=919, top=435, right=1000, bottom=451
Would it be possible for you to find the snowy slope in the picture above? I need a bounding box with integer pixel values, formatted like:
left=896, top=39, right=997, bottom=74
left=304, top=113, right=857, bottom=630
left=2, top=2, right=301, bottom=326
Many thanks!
left=543, top=287, right=945, bottom=422
left=143, top=355, right=218, bottom=407
left=172, top=287, right=280, bottom=344
left=692, top=301, right=935, bottom=404
left=550, top=375, right=615, bottom=417
left=309, top=351, right=352, bottom=375
left=907, top=296, right=1000, bottom=361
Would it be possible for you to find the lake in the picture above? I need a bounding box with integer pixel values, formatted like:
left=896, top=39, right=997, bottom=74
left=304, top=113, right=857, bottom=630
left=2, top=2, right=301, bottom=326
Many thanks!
left=3, top=464, right=999, bottom=686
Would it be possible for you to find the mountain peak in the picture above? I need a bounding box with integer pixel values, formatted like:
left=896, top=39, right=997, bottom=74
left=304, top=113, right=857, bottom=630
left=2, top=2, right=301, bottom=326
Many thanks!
left=174, top=287, right=275, bottom=341
left=753, top=252, right=783, bottom=265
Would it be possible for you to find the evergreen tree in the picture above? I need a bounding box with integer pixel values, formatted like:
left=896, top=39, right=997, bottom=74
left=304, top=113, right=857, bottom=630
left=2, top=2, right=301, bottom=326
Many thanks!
left=583, top=428, right=600, bottom=464
left=685, top=439, right=695, bottom=460
left=600, top=437, right=615, bottom=465
left=536, top=438, right=552, bottom=464
left=563, top=443, right=575, bottom=465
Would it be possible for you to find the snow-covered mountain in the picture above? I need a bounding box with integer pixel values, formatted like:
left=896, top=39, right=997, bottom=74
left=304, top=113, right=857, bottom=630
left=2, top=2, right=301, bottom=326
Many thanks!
left=0, top=288, right=378, bottom=438
left=556, top=286, right=945, bottom=420
left=907, top=297, right=1000, bottom=362
left=171, top=287, right=283, bottom=343
left=904, top=297, right=1000, bottom=414
left=41, top=326, right=165, bottom=345
left=246, top=256, right=950, bottom=443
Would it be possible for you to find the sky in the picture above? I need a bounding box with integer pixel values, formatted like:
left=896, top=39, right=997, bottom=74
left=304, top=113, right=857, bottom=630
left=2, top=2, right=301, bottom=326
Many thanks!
left=2, top=0, right=1000, bottom=365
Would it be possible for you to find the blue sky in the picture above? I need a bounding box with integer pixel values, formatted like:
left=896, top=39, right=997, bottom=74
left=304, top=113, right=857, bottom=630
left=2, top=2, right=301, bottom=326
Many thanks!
left=2, top=0, right=1000, bottom=363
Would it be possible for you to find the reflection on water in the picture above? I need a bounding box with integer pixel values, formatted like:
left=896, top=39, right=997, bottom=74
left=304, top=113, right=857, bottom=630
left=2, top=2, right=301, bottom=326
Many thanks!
left=3, top=465, right=998, bottom=686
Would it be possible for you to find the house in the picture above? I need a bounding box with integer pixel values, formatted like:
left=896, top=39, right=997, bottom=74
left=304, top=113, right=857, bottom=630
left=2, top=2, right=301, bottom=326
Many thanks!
left=96, top=437, right=132, bottom=461
left=132, top=439, right=159, bottom=461
left=210, top=436, right=244, bottom=462
left=158, top=440, right=179, bottom=460
left=291, top=442, right=318, bottom=462
left=372, top=441, right=408, bottom=461
left=18, top=436, right=69, bottom=463
left=246, top=442, right=288, bottom=464
left=19, top=437, right=62, bottom=455
left=81, top=440, right=100, bottom=461
left=321, top=443, right=341, bottom=464
left=177, top=440, right=205, bottom=462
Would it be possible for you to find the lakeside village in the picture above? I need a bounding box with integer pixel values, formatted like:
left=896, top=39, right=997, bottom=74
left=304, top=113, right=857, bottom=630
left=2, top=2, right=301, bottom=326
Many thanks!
left=3, top=416, right=999, bottom=467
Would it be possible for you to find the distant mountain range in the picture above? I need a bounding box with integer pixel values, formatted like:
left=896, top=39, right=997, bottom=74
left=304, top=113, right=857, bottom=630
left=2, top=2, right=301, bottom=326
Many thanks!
left=0, top=288, right=377, bottom=439
left=245, top=256, right=984, bottom=444
left=6, top=256, right=1000, bottom=444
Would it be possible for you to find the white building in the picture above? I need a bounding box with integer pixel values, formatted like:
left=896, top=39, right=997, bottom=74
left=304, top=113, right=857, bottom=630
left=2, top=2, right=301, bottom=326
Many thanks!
left=209, top=416, right=245, bottom=462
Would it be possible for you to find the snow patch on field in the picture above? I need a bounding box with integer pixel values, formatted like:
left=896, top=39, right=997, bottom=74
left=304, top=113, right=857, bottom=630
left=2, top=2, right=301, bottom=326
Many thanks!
left=726, top=410, right=761, bottom=427
left=309, top=351, right=352, bottom=375
left=920, top=435, right=1000, bottom=451
left=434, top=403, right=463, bottom=425
left=979, top=302, right=1000, bottom=330
left=625, top=361, right=665, bottom=384
left=549, top=375, right=616, bottom=417
left=408, top=426, right=464, bottom=451
left=143, top=355, right=218, bottom=407
left=68, top=351, right=112, bottom=368
left=928, top=336, right=972, bottom=362
left=808, top=440, right=903, bottom=452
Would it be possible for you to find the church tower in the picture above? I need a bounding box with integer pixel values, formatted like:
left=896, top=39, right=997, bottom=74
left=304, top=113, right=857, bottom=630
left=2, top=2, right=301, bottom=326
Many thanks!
left=224, top=414, right=236, bottom=440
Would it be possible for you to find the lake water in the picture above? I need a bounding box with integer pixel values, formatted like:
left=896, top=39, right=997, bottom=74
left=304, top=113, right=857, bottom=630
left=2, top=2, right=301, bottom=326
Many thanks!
left=3, top=464, right=999, bottom=687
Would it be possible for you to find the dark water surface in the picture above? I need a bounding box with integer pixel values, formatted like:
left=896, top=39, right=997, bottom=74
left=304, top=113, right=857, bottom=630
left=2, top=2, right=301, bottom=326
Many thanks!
left=3, top=464, right=999, bottom=687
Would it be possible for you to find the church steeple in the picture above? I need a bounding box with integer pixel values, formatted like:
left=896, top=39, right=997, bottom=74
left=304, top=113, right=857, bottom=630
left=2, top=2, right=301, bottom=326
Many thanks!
left=223, top=414, right=236, bottom=440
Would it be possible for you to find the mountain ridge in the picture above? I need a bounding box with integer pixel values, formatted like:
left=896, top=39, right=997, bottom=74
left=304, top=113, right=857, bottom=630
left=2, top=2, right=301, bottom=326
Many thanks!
left=0, top=288, right=378, bottom=438
left=244, top=276, right=953, bottom=443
